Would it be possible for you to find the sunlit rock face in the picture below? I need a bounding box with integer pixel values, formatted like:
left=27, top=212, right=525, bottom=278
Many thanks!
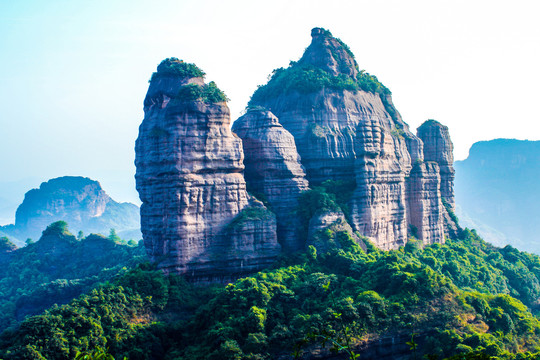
left=417, top=120, right=455, bottom=208
left=417, top=120, right=459, bottom=239
left=135, top=59, right=280, bottom=282
left=135, top=29, right=458, bottom=279
left=232, top=110, right=309, bottom=252
left=248, top=28, right=451, bottom=248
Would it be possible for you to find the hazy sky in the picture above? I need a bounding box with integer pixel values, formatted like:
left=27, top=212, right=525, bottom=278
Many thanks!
left=1, top=0, right=539, bottom=219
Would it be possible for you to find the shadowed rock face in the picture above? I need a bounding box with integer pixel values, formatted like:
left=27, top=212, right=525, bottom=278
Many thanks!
left=135, top=59, right=280, bottom=281
left=406, top=162, right=445, bottom=244
left=232, top=110, right=309, bottom=252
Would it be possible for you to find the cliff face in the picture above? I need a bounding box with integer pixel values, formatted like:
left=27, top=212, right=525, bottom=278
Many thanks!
left=1, top=176, right=140, bottom=244
left=136, top=30, right=457, bottom=280
left=248, top=28, right=449, bottom=249
left=232, top=110, right=309, bottom=251
left=417, top=120, right=455, bottom=208
left=135, top=59, right=280, bottom=281
left=406, top=162, right=444, bottom=244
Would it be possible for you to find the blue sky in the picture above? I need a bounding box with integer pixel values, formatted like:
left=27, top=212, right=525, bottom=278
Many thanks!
left=1, top=0, right=539, bottom=222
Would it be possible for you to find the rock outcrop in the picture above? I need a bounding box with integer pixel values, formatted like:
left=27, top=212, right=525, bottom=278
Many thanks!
left=136, top=30, right=458, bottom=280
left=0, top=176, right=141, bottom=244
left=307, top=210, right=367, bottom=253
left=417, top=120, right=458, bottom=239
left=135, top=58, right=280, bottom=281
left=406, top=161, right=444, bottom=244
left=417, top=120, right=455, bottom=208
left=248, top=28, right=449, bottom=249
left=232, top=110, right=309, bottom=251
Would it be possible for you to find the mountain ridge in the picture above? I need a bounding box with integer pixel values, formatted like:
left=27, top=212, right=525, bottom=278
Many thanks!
left=0, top=176, right=141, bottom=245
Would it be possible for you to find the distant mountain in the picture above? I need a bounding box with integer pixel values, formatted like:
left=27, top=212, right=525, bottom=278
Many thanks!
left=0, top=177, right=41, bottom=225
left=455, top=139, right=540, bottom=253
left=0, top=176, right=141, bottom=245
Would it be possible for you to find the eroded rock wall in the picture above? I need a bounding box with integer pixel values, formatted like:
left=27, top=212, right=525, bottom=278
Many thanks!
left=247, top=28, right=451, bottom=249
left=417, top=120, right=455, bottom=208
left=406, top=162, right=445, bottom=244
left=135, top=60, right=280, bottom=280
left=232, top=110, right=309, bottom=251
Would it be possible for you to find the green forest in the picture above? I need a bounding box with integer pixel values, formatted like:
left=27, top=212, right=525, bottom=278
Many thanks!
left=0, top=222, right=145, bottom=333
left=3, top=219, right=540, bottom=359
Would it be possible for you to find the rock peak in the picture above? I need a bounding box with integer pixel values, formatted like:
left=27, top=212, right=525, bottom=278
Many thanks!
left=299, top=28, right=358, bottom=78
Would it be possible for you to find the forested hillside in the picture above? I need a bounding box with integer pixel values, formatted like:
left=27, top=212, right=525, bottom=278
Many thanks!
left=0, top=221, right=146, bottom=333
left=3, top=226, right=540, bottom=359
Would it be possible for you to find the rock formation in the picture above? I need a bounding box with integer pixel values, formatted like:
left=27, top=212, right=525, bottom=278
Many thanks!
left=135, top=58, right=280, bottom=281
left=417, top=120, right=459, bottom=238
left=136, top=30, right=458, bottom=280
left=0, top=176, right=140, bottom=244
left=406, top=161, right=445, bottom=244
left=248, top=28, right=449, bottom=249
left=417, top=120, right=455, bottom=208
left=232, top=110, right=309, bottom=251
left=307, top=210, right=367, bottom=253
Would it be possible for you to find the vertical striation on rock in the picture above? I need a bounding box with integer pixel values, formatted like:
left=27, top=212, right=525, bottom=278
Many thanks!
left=135, top=58, right=280, bottom=281
left=232, top=110, right=309, bottom=252
left=135, top=30, right=457, bottom=277
left=248, top=28, right=428, bottom=248
left=417, top=120, right=455, bottom=208
left=417, top=119, right=458, bottom=239
left=406, top=162, right=445, bottom=244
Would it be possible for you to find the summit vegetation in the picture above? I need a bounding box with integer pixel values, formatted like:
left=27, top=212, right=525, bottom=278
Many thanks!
left=150, top=58, right=206, bottom=82
left=248, top=64, right=390, bottom=107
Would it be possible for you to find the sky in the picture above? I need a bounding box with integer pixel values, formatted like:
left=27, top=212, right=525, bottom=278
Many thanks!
left=1, top=0, right=539, bottom=223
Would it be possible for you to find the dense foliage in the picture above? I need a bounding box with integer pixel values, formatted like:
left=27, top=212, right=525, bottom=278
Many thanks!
left=3, top=227, right=540, bottom=359
left=248, top=64, right=390, bottom=108
left=175, top=82, right=228, bottom=104
left=0, top=236, right=17, bottom=252
left=0, top=221, right=146, bottom=333
left=150, top=58, right=205, bottom=81
left=149, top=58, right=228, bottom=104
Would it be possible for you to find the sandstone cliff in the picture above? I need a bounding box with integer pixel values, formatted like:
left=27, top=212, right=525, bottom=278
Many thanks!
left=248, top=28, right=449, bottom=248
left=0, top=176, right=140, bottom=244
left=135, top=58, right=280, bottom=281
left=136, top=31, right=457, bottom=280
left=417, top=120, right=459, bottom=239
left=417, top=119, right=455, bottom=208
left=232, top=110, right=309, bottom=251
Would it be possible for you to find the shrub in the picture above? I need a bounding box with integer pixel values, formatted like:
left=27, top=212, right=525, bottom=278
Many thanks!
left=150, top=58, right=205, bottom=81
left=175, top=81, right=228, bottom=104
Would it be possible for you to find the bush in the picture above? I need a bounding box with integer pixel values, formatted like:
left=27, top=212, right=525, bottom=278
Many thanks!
left=150, top=58, right=205, bottom=81
left=175, top=81, right=228, bottom=104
